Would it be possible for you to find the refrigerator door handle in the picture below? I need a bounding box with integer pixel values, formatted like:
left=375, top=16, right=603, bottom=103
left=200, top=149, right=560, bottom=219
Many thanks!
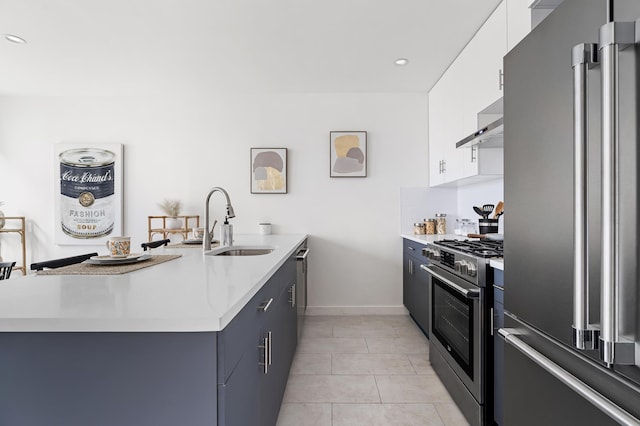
left=598, top=21, right=637, bottom=366
left=499, top=328, right=640, bottom=426
left=571, top=43, right=600, bottom=351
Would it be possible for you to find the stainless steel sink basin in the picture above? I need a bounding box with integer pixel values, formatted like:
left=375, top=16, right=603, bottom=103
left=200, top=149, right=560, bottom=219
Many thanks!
left=205, top=245, right=275, bottom=256
left=215, top=248, right=273, bottom=256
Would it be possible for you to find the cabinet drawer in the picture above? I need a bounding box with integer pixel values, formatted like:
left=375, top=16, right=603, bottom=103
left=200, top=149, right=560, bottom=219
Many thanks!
left=403, top=238, right=427, bottom=257
left=217, top=279, right=279, bottom=383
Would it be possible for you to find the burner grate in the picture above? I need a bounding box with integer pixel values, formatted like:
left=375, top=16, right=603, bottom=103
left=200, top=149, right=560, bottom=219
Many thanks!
left=433, top=239, right=503, bottom=258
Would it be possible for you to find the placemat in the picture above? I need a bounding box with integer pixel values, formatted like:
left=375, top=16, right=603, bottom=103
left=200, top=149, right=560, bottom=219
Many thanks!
left=36, top=254, right=182, bottom=276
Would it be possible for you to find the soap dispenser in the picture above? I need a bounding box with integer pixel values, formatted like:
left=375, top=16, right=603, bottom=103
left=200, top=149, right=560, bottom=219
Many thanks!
left=221, top=216, right=233, bottom=246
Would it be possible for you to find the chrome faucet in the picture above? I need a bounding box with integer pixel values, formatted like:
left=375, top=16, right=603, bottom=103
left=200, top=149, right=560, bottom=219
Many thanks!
left=203, top=187, right=235, bottom=251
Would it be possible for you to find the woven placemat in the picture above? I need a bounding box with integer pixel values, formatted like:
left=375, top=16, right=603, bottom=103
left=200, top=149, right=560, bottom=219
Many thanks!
left=36, top=254, right=182, bottom=276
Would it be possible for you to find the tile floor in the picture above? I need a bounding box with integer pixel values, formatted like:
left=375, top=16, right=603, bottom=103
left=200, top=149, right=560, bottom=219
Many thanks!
left=276, top=315, right=469, bottom=426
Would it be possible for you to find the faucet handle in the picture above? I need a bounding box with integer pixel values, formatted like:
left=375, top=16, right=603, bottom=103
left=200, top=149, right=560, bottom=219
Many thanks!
left=209, top=219, right=218, bottom=238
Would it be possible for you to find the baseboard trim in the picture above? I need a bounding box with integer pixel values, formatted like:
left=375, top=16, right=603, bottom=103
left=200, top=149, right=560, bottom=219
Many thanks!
left=306, top=306, right=409, bottom=316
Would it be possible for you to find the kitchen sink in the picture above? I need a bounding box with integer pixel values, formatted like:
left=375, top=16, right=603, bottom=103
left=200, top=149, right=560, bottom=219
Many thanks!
left=205, top=246, right=275, bottom=256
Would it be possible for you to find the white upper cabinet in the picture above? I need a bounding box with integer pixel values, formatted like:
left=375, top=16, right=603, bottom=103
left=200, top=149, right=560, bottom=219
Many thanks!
left=428, top=0, right=530, bottom=187
left=507, top=0, right=532, bottom=51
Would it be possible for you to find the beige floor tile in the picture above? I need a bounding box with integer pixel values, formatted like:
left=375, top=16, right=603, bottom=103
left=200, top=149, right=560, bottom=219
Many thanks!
left=302, top=323, right=334, bottom=338
left=290, top=353, right=332, bottom=375
left=276, top=403, right=332, bottom=426
left=283, top=375, right=381, bottom=403
left=332, top=353, right=415, bottom=375
left=435, top=403, right=470, bottom=426
left=297, top=337, right=368, bottom=354
left=375, top=375, right=454, bottom=403
left=366, top=336, right=429, bottom=354
left=393, top=323, right=429, bottom=339
left=408, top=353, right=436, bottom=375
left=332, top=404, right=445, bottom=426
left=332, top=323, right=398, bottom=338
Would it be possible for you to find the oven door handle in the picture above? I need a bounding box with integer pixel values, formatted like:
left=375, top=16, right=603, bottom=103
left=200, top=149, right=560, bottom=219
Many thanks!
left=420, top=265, right=479, bottom=299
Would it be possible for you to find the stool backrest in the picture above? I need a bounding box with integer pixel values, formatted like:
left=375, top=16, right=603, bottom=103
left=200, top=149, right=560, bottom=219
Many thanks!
left=0, top=262, right=16, bottom=280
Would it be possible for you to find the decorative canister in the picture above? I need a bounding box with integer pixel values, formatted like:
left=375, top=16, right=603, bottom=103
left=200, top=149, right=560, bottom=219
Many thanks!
left=435, top=213, right=447, bottom=235
left=59, top=148, right=116, bottom=238
left=413, top=222, right=426, bottom=235
left=424, top=219, right=436, bottom=235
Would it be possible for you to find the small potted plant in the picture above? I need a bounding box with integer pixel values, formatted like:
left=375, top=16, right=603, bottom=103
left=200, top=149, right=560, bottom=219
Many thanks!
left=158, top=199, right=183, bottom=229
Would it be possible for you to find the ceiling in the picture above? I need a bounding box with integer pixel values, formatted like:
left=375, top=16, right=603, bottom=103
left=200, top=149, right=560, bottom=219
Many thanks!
left=0, top=0, right=502, bottom=96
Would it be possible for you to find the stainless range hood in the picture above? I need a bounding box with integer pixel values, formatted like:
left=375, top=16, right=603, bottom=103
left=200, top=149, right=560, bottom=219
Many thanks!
left=455, top=116, right=504, bottom=149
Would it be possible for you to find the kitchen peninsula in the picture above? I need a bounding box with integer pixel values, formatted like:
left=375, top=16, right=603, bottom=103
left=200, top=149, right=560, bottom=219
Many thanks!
left=0, top=234, right=306, bottom=426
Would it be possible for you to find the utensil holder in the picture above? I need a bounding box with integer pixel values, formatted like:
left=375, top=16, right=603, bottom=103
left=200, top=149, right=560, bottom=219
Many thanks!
left=479, top=218, right=499, bottom=234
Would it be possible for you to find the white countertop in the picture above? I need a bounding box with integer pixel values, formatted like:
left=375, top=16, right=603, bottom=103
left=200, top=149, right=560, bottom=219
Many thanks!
left=401, top=233, right=468, bottom=244
left=490, top=258, right=504, bottom=271
left=0, top=234, right=307, bottom=333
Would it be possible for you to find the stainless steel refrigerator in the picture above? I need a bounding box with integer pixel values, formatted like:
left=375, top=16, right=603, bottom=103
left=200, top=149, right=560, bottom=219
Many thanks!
left=502, top=0, right=640, bottom=424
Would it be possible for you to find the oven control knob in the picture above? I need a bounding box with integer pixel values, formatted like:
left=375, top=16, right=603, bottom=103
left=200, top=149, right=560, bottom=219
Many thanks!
left=427, top=248, right=440, bottom=260
left=454, top=260, right=462, bottom=272
left=460, top=260, right=469, bottom=275
left=467, top=263, right=477, bottom=277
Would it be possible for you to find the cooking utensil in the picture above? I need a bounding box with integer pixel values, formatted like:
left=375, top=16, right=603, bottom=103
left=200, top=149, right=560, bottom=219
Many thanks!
left=492, top=201, right=504, bottom=219
left=482, top=204, right=494, bottom=218
left=473, top=206, right=485, bottom=217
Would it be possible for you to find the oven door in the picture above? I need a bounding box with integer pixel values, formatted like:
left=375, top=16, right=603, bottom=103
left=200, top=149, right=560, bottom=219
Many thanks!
left=423, top=264, right=483, bottom=402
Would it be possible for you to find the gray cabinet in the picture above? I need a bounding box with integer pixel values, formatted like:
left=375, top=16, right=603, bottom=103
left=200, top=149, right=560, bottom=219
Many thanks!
left=402, top=239, right=430, bottom=336
left=217, top=252, right=297, bottom=426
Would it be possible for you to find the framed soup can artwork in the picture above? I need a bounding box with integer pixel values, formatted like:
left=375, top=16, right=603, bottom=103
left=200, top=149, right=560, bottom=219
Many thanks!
left=54, top=143, right=124, bottom=245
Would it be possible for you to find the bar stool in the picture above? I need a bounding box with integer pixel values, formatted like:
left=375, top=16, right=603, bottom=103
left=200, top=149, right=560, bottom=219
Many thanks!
left=141, top=239, right=171, bottom=251
left=30, top=253, right=98, bottom=271
left=0, top=262, right=16, bottom=280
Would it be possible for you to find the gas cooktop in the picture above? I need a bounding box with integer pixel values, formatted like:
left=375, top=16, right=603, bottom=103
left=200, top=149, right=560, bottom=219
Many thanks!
left=432, top=239, right=503, bottom=258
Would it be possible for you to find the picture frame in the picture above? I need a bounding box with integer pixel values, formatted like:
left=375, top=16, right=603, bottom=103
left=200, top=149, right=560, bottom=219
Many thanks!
left=54, top=143, right=124, bottom=245
left=330, top=131, right=367, bottom=178
left=251, top=148, right=288, bottom=194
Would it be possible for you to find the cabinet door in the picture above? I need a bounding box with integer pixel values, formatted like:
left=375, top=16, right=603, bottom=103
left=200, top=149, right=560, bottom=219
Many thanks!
left=411, top=255, right=430, bottom=336
left=403, top=253, right=417, bottom=315
left=261, top=267, right=297, bottom=426
left=428, top=82, right=447, bottom=187
left=506, top=0, right=531, bottom=51
left=218, top=342, right=262, bottom=426
left=463, top=1, right=507, bottom=117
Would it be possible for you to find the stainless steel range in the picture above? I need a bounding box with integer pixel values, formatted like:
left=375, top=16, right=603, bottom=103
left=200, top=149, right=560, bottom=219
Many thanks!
left=420, top=238, right=502, bottom=425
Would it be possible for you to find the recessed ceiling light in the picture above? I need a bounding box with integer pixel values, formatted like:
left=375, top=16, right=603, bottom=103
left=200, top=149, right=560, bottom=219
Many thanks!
left=394, top=58, right=409, bottom=66
left=4, top=34, right=27, bottom=44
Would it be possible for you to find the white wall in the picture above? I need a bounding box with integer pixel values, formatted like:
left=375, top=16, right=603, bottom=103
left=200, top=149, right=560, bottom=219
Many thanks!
left=0, top=93, right=428, bottom=312
left=456, top=178, right=504, bottom=233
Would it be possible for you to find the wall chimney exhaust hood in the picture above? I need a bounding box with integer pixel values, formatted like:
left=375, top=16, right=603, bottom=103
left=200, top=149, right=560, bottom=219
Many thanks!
left=455, top=116, right=503, bottom=149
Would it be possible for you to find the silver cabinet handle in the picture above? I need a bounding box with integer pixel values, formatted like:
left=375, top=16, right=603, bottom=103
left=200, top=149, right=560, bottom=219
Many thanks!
left=499, top=328, right=640, bottom=426
left=258, top=336, right=269, bottom=374
left=408, top=246, right=415, bottom=251
left=289, top=284, right=296, bottom=307
left=296, top=248, right=310, bottom=260
left=571, top=43, right=599, bottom=351
left=267, top=331, right=273, bottom=366
left=498, top=68, right=504, bottom=91
left=598, top=21, right=636, bottom=365
left=420, top=264, right=479, bottom=299
left=258, top=298, right=273, bottom=312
